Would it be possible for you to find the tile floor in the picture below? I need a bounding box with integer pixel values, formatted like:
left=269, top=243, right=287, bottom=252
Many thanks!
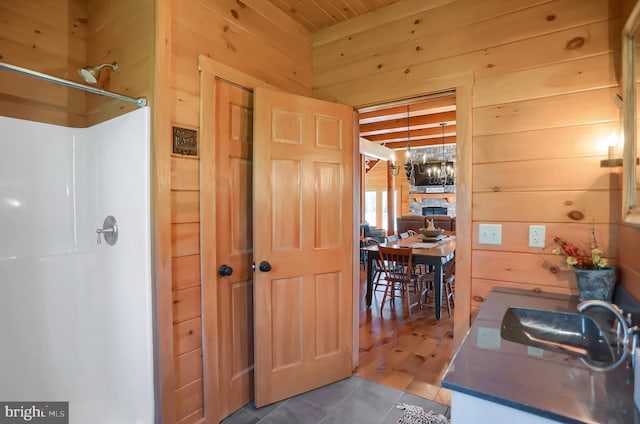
left=221, top=376, right=449, bottom=424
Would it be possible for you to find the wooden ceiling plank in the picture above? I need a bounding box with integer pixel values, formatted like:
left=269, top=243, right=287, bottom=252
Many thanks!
left=312, top=0, right=455, bottom=47
left=311, top=0, right=349, bottom=21
left=360, top=110, right=455, bottom=133
left=333, top=0, right=366, bottom=16
left=268, top=0, right=322, bottom=32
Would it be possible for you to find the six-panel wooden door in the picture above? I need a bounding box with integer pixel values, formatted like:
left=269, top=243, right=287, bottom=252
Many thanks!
left=252, top=87, right=354, bottom=406
left=214, top=80, right=255, bottom=419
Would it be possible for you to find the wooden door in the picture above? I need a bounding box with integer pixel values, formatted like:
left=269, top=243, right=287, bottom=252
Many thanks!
left=214, top=80, right=255, bottom=419
left=253, top=87, right=354, bottom=406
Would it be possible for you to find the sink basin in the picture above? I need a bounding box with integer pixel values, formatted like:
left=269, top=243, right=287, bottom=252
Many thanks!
left=501, top=307, right=615, bottom=363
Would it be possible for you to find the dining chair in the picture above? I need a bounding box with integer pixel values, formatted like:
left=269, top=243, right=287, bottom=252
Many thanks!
left=423, top=254, right=456, bottom=317
left=378, top=246, right=426, bottom=317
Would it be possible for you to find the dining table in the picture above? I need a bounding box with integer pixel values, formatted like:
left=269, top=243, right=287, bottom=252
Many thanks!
left=361, top=234, right=456, bottom=320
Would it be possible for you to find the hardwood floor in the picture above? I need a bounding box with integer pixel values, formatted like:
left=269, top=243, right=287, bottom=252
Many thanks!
left=355, top=269, right=453, bottom=405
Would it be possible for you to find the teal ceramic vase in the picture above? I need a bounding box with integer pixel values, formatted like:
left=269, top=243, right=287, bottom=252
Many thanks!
left=573, top=267, right=617, bottom=302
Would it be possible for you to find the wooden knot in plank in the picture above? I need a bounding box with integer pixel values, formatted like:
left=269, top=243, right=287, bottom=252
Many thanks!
left=567, top=210, right=584, bottom=221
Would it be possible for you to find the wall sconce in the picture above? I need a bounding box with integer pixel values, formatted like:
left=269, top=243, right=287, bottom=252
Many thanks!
left=600, top=130, right=623, bottom=167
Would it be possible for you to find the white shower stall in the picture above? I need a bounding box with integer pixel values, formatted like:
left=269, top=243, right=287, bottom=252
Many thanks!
left=0, top=108, right=155, bottom=423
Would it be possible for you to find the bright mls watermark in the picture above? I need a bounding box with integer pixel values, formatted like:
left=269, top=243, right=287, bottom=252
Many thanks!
left=0, top=402, right=68, bottom=424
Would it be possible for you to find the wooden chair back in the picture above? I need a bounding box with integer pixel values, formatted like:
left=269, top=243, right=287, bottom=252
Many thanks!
left=378, top=246, right=413, bottom=283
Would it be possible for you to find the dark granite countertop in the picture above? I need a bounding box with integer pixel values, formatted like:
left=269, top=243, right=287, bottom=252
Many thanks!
left=441, top=287, right=640, bottom=424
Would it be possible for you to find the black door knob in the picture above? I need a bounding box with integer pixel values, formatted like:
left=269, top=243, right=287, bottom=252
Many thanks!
left=218, top=264, right=233, bottom=276
left=259, top=261, right=272, bottom=272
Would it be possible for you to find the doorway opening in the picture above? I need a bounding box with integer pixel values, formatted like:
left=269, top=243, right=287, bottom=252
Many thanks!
left=357, top=91, right=457, bottom=403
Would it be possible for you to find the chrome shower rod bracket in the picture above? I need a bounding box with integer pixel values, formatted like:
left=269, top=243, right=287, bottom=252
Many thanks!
left=0, top=62, right=147, bottom=107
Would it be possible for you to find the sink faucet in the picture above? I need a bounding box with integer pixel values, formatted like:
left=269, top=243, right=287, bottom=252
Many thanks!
left=577, top=300, right=631, bottom=371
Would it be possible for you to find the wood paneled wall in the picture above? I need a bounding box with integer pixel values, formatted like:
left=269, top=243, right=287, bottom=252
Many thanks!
left=313, top=0, right=625, bottom=332
left=163, top=1, right=312, bottom=421
left=0, top=0, right=154, bottom=127
left=85, top=0, right=155, bottom=126
left=0, top=0, right=87, bottom=126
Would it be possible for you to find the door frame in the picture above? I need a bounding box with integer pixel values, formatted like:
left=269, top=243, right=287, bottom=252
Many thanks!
left=353, top=74, right=473, bottom=349
left=199, top=56, right=278, bottom=423
left=198, top=58, right=472, bottom=423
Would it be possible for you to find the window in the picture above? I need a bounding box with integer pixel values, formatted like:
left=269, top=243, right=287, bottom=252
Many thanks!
left=364, top=191, right=376, bottom=226
left=381, top=191, right=388, bottom=230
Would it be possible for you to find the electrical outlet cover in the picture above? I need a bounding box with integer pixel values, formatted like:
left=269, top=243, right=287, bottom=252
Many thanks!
left=529, top=225, right=545, bottom=248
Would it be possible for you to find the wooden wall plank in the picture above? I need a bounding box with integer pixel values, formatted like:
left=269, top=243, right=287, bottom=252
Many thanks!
left=313, top=0, right=619, bottom=71
left=472, top=250, right=574, bottom=287
left=473, top=123, right=619, bottom=164
left=473, top=88, right=620, bottom=136
left=0, top=5, right=86, bottom=64
left=171, top=157, right=200, bottom=191
left=172, top=53, right=199, bottom=94
left=473, top=19, right=616, bottom=80
left=171, top=223, right=200, bottom=257
left=176, top=409, right=205, bottom=424
left=3, top=0, right=86, bottom=29
left=473, top=190, right=619, bottom=223
left=175, top=348, right=204, bottom=389
left=171, top=191, right=200, bottom=223
left=0, top=0, right=88, bottom=126
left=174, top=318, right=203, bottom=355
left=314, top=9, right=615, bottom=89
left=474, top=53, right=618, bottom=107
left=172, top=255, right=201, bottom=291
left=473, top=157, right=619, bottom=192
left=175, top=379, right=204, bottom=421
left=173, top=286, right=202, bottom=323
left=172, top=89, right=201, bottom=128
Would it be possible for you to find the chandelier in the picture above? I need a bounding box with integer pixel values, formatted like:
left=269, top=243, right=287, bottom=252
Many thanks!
left=419, top=123, right=455, bottom=186
left=389, top=106, right=418, bottom=181
left=390, top=107, right=455, bottom=186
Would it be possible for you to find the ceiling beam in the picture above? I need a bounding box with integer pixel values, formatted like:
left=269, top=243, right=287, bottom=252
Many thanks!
left=359, top=136, right=394, bottom=160
left=383, top=135, right=457, bottom=149
left=363, top=125, right=457, bottom=143
left=359, top=111, right=456, bottom=134
left=359, top=97, right=456, bottom=121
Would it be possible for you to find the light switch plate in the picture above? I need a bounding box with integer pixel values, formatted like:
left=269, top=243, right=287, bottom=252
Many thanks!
left=478, top=223, right=502, bottom=245
left=529, top=225, right=546, bottom=248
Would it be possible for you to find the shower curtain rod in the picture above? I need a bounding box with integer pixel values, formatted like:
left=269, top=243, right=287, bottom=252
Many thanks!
left=0, top=62, right=147, bottom=107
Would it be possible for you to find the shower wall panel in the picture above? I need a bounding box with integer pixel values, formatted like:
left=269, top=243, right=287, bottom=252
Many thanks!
left=0, top=108, right=153, bottom=423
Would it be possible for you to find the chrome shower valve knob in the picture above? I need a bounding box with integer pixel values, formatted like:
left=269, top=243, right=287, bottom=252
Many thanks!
left=96, top=215, right=118, bottom=246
